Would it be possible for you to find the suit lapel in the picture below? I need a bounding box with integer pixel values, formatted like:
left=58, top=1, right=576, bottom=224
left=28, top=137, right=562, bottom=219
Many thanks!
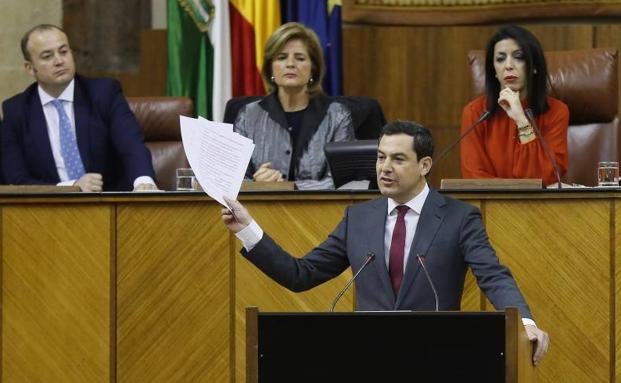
left=73, top=78, right=92, bottom=171
left=364, top=198, right=396, bottom=303
left=27, top=91, right=58, bottom=181
left=396, top=188, right=447, bottom=306
left=258, top=93, right=328, bottom=159
left=259, top=92, right=288, bottom=131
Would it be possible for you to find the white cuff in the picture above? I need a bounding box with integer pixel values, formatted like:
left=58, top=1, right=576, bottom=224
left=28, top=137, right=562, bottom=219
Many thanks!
left=133, top=176, right=156, bottom=188
left=522, top=318, right=536, bottom=327
left=235, top=220, right=263, bottom=251
left=57, top=180, right=76, bottom=186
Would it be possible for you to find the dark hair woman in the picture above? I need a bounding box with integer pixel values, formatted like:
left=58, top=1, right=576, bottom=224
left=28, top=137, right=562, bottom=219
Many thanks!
left=460, top=25, right=569, bottom=187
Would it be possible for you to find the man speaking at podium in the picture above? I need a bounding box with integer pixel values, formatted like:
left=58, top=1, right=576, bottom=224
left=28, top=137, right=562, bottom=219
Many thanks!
left=222, top=121, right=549, bottom=365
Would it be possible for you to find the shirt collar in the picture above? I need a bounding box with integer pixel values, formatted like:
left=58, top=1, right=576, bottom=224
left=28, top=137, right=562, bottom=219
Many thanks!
left=38, top=79, right=75, bottom=106
left=387, top=183, right=430, bottom=216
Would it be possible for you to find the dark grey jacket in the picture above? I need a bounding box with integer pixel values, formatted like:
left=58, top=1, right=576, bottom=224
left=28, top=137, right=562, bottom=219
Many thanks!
left=242, top=188, right=532, bottom=318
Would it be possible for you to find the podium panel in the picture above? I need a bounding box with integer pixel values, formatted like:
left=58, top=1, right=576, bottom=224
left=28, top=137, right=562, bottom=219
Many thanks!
left=248, top=307, right=533, bottom=383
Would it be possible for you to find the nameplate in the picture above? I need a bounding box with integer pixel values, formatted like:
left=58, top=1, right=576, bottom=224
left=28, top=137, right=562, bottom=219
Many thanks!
left=440, top=178, right=543, bottom=190
left=240, top=181, right=295, bottom=191
left=0, top=185, right=81, bottom=193
left=192, top=180, right=296, bottom=193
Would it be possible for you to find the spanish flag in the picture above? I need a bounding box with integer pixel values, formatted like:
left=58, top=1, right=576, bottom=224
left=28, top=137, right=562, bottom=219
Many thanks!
left=229, top=0, right=281, bottom=97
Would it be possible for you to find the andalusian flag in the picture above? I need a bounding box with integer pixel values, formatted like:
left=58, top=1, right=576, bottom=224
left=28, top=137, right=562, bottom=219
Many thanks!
left=167, top=0, right=231, bottom=121
left=229, top=0, right=281, bottom=96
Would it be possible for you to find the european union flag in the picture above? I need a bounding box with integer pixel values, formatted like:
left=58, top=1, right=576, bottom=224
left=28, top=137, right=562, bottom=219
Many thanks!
left=281, top=0, right=343, bottom=95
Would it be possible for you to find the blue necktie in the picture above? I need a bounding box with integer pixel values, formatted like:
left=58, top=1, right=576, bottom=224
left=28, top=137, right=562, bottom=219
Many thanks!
left=50, top=100, right=85, bottom=180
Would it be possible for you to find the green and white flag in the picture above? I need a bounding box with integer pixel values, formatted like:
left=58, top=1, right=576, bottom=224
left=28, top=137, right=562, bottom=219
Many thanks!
left=167, top=0, right=231, bottom=121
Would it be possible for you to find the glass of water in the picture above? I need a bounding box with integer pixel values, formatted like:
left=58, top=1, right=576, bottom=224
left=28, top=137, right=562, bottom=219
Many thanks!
left=598, top=161, right=619, bottom=187
left=176, top=168, right=195, bottom=191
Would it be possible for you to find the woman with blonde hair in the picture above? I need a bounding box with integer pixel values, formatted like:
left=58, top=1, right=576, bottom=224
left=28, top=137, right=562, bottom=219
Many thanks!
left=234, top=22, right=354, bottom=190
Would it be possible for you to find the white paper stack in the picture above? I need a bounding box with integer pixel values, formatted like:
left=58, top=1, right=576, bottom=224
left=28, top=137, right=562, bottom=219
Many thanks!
left=179, top=115, right=254, bottom=208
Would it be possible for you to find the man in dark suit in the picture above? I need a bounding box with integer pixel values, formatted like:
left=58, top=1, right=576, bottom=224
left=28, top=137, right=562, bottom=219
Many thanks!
left=222, top=121, right=549, bottom=365
left=1, top=24, right=156, bottom=192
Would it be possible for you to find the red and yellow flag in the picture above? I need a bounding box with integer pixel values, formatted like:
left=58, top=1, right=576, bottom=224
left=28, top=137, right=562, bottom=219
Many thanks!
left=229, top=0, right=281, bottom=96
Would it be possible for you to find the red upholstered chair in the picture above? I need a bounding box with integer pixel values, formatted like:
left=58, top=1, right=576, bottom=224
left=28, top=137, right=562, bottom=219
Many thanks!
left=468, top=48, right=619, bottom=186
left=127, top=97, right=193, bottom=190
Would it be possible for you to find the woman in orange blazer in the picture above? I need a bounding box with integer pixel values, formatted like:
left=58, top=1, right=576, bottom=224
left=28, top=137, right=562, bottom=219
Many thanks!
left=460, top=25, right=569, bottom=187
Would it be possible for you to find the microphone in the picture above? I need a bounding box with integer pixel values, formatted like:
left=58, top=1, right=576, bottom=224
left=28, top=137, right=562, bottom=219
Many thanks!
left=330, top=252, right=376, bottom=312
left=416, top=254, right=439, bottom=312
left=524, top=108, right=562, bottom=189
left=432, top=110, right=491, bottom=168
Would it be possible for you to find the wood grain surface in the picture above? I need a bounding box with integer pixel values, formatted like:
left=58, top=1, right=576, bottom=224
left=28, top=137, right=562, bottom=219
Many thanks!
left=0, top=192, right=619, bottom=382
left=116, top=202, right=230, bottom=382
left=2, top=205, right=112, bottom=382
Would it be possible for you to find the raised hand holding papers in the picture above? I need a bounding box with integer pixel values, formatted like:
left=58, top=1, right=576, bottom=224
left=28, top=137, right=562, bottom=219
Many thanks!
left=180, top=115, right=254, bottom=208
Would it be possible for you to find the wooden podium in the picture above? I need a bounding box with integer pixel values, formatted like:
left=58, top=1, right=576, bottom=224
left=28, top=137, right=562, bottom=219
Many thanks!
left=246, top=307, right=536, bottom=383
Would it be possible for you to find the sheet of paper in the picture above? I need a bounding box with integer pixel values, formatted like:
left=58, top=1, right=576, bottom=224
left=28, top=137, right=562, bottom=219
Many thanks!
left=180, top=116, right=254, bottom=207
left=198, top=116, right=233, bottom=132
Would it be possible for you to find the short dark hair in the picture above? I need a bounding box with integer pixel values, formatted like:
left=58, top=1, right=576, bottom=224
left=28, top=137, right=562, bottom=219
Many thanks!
left=21, top=24, right=66, bottom=61
left=379, top=121, right=434, bottom=160
left=484, top=25, right=549, bottom=116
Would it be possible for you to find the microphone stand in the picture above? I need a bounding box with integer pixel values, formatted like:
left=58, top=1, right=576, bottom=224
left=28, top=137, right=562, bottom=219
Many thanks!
left=416, top=255, right=439, bottom=312
left=432, top=110, right=491, bottom=169
left=330, top=253, right=375, bottom=312
left=525, top=108, right=562, bottom=189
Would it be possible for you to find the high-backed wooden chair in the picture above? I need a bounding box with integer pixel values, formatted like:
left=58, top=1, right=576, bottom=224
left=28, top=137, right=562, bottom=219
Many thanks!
left=468, top=48, right=619, bottom=186
left=127, top=97, right=193, bottom=190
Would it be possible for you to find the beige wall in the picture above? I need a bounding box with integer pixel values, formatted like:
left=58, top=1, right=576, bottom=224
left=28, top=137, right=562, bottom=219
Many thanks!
left=0, top=0, right=61, bottom=115
left=151, top=0, right=166, bottom=29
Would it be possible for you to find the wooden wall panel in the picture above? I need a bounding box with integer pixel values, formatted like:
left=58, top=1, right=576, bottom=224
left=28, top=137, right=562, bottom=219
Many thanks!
left=234, top=200, right=354, bottom=383
left=85, top=30, right=167, bottom=97
left=116, top=203, right=229, bottom=382
left=486, top=199, right=610, bottom=383
left=342, top=0, right=621, bottom=26
left=2, top=205, right=112, bottom=382
left=343, top=25, right=480, bottom=126
left=63, top=0, right=151, bottom=73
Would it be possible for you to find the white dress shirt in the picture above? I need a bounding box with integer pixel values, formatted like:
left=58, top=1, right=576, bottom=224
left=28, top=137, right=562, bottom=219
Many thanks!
left=38, top=81, right=76, bottom=184
left=38, top=81, right=155, bottom=188
left=384, top=183, right=429, bottom=272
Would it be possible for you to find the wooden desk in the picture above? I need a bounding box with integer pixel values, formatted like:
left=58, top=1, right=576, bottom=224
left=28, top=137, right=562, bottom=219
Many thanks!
left=0, top=190, right=617, bottom=382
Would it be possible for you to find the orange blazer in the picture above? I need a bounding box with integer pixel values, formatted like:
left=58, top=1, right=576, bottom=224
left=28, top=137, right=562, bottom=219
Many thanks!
left=460, top=96, right=569, bottom=186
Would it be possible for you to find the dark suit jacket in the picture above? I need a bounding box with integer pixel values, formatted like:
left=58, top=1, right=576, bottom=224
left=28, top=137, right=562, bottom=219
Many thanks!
left=243, top=188, right=532, bottom=318
left=1, top=75, right=155, bottom=191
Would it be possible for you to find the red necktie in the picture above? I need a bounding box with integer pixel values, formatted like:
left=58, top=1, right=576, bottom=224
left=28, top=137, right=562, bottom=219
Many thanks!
left=389, top=205, right=409, bottom=295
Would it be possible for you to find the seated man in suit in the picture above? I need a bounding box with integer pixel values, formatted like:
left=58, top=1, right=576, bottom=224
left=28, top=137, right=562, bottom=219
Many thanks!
left=222, top=121, right=549, bottom=366
left=1, top=24, right=156, bottom=192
